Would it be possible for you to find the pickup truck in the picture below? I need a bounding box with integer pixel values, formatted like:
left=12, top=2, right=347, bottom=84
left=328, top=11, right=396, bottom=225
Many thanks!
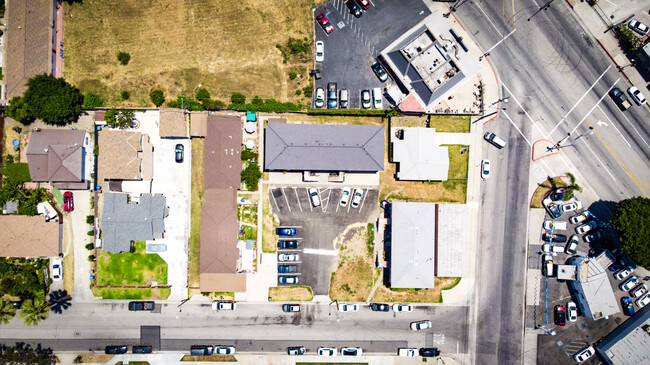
left=128, top=301, right=155, bottom=311
left=609, top=87, right=632, bottom=110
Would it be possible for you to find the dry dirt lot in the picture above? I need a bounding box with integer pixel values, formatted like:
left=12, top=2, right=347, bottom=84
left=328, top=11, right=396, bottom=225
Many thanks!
left=64, top=0, right=314, bottom=106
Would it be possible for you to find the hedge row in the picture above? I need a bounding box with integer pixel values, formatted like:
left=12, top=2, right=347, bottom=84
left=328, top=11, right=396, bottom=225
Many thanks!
left=307, top=108, right=395, bottom=116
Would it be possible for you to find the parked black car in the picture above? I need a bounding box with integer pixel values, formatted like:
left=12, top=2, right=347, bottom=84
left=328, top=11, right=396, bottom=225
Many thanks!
left=278, top=240, right=298, bottom=249
left=132, top=346, right=152, bottom=354
left=419, top=348, right=440, bottom=357
left=128, top=301, right=155, bottom=311
left=105, top=346, right=128, bottom=354
left=175, top=144, right=184, bottom=163
left=190, top=345, right=213, bottom=356
left=541, top=233, right=567, bottom=243
left=370, top=303, right=390, bottom=312
left=371, top=61, right=388, bottom=82
left=345, top=0, right=362, bottom=17
left=278, top=265, right=298, bottom=273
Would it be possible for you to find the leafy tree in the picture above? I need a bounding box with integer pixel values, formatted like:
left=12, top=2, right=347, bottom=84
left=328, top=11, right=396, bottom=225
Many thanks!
left=241, top=162, right=262, bottom=191
left=22, top=74, right=84, bottom=125
left=196, top=87, right=211, bottom=102
left=121, top=90, right=130, bottom=100
left=83, top=93, right=103, bottom=109
left=0, top=342, right=56, bottom=364
left=5, top=96, right=35, bottom=124
left=231, top=92, right=246, bottom=104
left=0, top=299, right=17, bottom=325
left=612, top=197, right=650, bottom=268
left=19, top=298, right=50, bottom=326
left=201, top=99, right=224, bottom=110
left=149, top=89, right=165, bottom=107
left=167, top=96, right=204, bottom=111
left=104, top=108, right=135, bottom=129
left=103, top=108, right=117, bottom=124
left=251, top=96, right=263, bottom=105
left=48, top=290, right=71, bottom=314
left=117, top=51, right=131, bottom=65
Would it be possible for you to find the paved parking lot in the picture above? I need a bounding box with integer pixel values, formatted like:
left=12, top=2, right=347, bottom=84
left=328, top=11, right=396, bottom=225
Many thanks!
left=270, top=186, right=378, bottom=295
left=313, top=0, right=431, bottom=108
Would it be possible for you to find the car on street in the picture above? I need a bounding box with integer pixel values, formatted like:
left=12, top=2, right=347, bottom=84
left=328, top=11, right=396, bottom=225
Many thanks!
left=356, top=0, right=371, bottom=9
left=583, top=230, right=601, bottom=242
left=315, top=41, right=324, bottom=62
left=361, top=89, right=372, bottom=108
left=282, top=304, right=301, bottom=312
left=105, top=346, right=128, bottom=355
left=341, top=347, right=362, bottom=356
left=398, top=348, right=417, bottom=357
left=576, top=221, right=597, bottom=234
left=278, top=240, right=298, bottom=249
left=287, top=346, right=306, bottom=356
left=317, top=347, right=337, bottom=356
left=393, top=303, right=413, bottom=312
left=371, top=61, right=388, bottom=82
left=212, top=301, right=236, bottom=310
left=610, top=87, right=632, bottom=110
left=308, top=187, right=321, bottom=207
left=567, top=301, right=578, bottom=322
left=316, top=13, right=333, bottom=34
left=565, top=235, right=579, bottom=254
left=315, top=87, right=325, bottom=108
left=410, top=320, right=432, bottom=331
left=345, top=0, right=362, bottom=17
left=620, top=276, right=639, bottom=291
left=554, top=305, right=566, bottom=326
left=484, top=132, right=507, bottom=148
left=628, top=86, right=647, bottom=106
left=276, top=228, right=296, bottom=236
left=561, top=201, right=582, bottom=212
left=614, top=266, right=633, bottom=280
left=340, top=187, right=351, bottom=207
left=542, top=197, right=561, bottom=219
left=543, top=221, right=568, bottom=231
left=481, top=159, right=490, bottom=179
left=51, top=259, right=62, bottom=281
left=570, top=211, right=589, bottom=224
left=278, top=276, right=298, bottom=284
left=278, top=253, right=299, bottom=262
left=337, top=303, right=359, bottom=312
left=190, top=345, right=213, bottom=356
left=132, top=346, right=152, bottom=354
left=621, top=297, right=635, bottom=316
left=542, top=233, right=568, bottom=243
left=573, top=346, right=595, bottom=363
left=419, top=348, right=440, bottom=357
left=372, top=87, right=383, bottom=108
left=351, top=188, right=364, bottom=208
left=370, top=303, right=390, bottom=312
left=628, top=19, right=649, bottom=36
left=63, top=191, right=74, bottom=212
left=636, top=293, right=650, bottom=308
left=630, top=284, right=648, bottom=298
left=175, top=144, right=184, bottom=163
left=278, top=265, right=298, bottom=273
left=128, top=301, right=155, bottom=311
left=215, top=346, right=236, bottom=355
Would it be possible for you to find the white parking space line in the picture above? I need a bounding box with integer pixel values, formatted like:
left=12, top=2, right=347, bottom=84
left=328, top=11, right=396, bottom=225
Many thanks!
left=281, top=187, right=291, bottom=212
left=596, top=105, right=631, bottom=147
left=303, top=248, right=339, bottom=256
left=501, top=82, right=545, bottom=136
left=501, top=110, right=532, bottom=146
left=306, top=188, right=313, bottom=212
left=293, top=188, right=302, bottom=212
left=320, top=188, right=329, bottom=213
left=357, top=188, right=369, bottom=213
left=547, top=65, right=612, bottom=138
left=476, top=2, right=503, bottom=37
left=582, top=140, right=617, bottom=181
left=270, top=189, right=280, bottom=212
left=616, top=106, right=650, bottom=149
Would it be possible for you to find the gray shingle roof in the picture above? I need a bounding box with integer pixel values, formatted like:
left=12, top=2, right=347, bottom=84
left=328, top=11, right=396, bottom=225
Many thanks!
left=264, top=123, right=384, bottom=172
left=101, top=193, right=167, bottom=253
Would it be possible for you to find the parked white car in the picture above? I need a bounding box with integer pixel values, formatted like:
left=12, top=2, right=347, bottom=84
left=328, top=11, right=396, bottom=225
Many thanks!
left=620, top=276, right=639, bottom=291
left=628, top=86, right=647, bottom=106
left=337, top=303, right=359, bottom=312
left=629, top=19, right=649, bottom=36
left=636, top=293, right=650, bottom=308
left=481, top=160, right=490, bottom=179
left=315, top=41, right=324, bottom=62
left=567, top=301, right=578, bottom=322
left=543, top=221, right=568, bottom=231
left=410, top=320, right=432, bottom=331
left=317, top=347, right=337, bottom=356
left=573, top=346, right=595, bottom=363
left=561, top=201, right=582, bottom=212
left=614, top=266, right=633, bottom=280
left=308, top=187, right=321, bottom=207
left=569, top=211, right=589, bottom=224
left=398, top=348, right=417, bottom=357
left=339, top=187, right=351, bottom=207
left=576, top=221, right=597, bottom=234
left=51, top=258, right=62, bottom=281
left=315, top=87, right=325, bottom=108
left=372, top=87, right=383, bottom=109
left=351, top=188, right=364, bottom=208
left=565, top=235, right=579, bottom=254
left=278, top=253, right=299, bottom=262
left=630, top=284, right=648, bottom=298
left=393, top=303, right=413, bottom=312
left=215, top=346, right=236, bottom=355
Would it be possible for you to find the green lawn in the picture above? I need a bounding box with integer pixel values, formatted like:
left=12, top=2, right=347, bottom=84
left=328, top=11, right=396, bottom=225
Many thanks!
left=96, top=241, right=167, bottom=286
left=92, top=287, right=170, bottom=300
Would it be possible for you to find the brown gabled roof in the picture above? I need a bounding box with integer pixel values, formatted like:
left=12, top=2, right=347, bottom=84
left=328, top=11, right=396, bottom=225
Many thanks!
left=200, top=273, right=247, bottom=293
left=26, top=129, right=87, bottom=182
left=0, top=215, right=59, bottom=257
left=159, top=108, right=188, bottom=138
left=190, top=111, right=208, bottom=137
left=98, top=129, right=152, bottom=180
left=5, top=0, right=53, bottom=100
left=200, top=188, right=239, bottom=274
left=204, top=115, right=242, bottom=190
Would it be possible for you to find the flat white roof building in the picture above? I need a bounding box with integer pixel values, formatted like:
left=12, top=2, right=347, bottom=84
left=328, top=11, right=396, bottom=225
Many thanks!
left=392, top=127, right=449, bottom=181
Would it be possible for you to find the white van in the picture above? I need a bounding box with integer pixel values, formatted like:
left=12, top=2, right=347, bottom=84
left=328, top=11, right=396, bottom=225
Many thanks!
left=484, top=132, right=507, bottom=148
left=372, top=87, right=383, bottom=109
left=340, top=89, right=349, bottom=109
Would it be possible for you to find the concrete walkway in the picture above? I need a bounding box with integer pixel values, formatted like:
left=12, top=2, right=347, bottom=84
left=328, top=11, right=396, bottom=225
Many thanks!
left=70, top=190, right=95, bottom=302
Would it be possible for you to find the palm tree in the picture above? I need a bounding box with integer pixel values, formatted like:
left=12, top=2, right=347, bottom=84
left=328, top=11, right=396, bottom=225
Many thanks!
left=0, top=300, right=17, bottom=325
left=564, top=172, right=583, bottom=200
left=19, top=298, right=50, bottom=326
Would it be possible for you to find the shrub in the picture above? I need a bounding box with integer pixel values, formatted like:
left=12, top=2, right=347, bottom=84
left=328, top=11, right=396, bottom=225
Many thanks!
left=93, top=145, right=99, bottom=156
left=231, top=92, right=246, bottom=104
left=149, top=89, right=165, bottom=107
left=228, top=98, right=301, bottom=112
left=295, top=89, right=302, bottom=95
left=88, top=255, right=95, bottom=262
left=87, top=231, right=94, bottom=236
left=241, top=149, right=258, bottom=161
left=196, top=87, right=211, bottom=102
left=241, top=162, right=262, bottom=191
left=12, top=126, right=22, bottom=134
left=120, top=90, right=130, bottom=100
left=85, top=243, right=94, bottom=251
left=302, top=84, right=313, bottom=98
left=83, top=93, right=103, bottom=109
left=251, top=96, right=263, bottom=105
left=201, top=99, right=224, bottom=110
left=618, top=25, right=644, bottom=51
left=307, top=108, right=394, bottom=116
left=289, top=71, right=297, bottom=80
left=129, top=243, right=136, bottom=253
left=117, top=51, right=131, bottom=65
left=167, top=96, right=204, bottom=111
left=86, top=215, right=94, bottom=224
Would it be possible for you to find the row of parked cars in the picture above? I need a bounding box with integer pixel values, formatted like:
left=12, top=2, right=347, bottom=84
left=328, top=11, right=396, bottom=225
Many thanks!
left=314, top=83, right=384, bottom=109
left=286, top=346, right=440, bottom=357
left=611, top=262, right=650, bottom=312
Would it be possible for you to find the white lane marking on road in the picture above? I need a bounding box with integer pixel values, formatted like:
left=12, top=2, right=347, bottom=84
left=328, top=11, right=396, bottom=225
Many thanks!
left=501, top=110, right=532, bottom=146
left=597, top=105, right=631, bottom=147
left=568, top=80, right=619, bottom=136
left=303, top=248, right=338, bottom=256
left=547, top=65, right=612, bottom=138
left=281, top=187, right=291, bottom=212
left=483, top=28, right=516, bottom=55
left=293, top=187, right=302, bottom=212
left=270, top=188, right=280, bottom=212
left=476, top=2, right=503, bottom=37
left=582, top=140, right=617, bottom=181
left=616, top=105, right=650, bottom=149
left=501, top=82, right=545, bottom=136
left=596, top=120, right=607, bottom=127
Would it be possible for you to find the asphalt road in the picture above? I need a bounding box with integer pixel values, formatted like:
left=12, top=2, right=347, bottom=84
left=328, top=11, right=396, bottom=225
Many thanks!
left=0, top=302, right=469, bottom=355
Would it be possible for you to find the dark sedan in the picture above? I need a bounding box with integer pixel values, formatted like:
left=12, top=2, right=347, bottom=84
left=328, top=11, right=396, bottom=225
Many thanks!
left=370, top=303, right=390, bottom=312
left=278, top=240, right=298, bottom=249
left=105, top=346, right=128, bottom=354
left=419, top=348, right=440, bottom=357
left=175, top=144, right=184, bottom=163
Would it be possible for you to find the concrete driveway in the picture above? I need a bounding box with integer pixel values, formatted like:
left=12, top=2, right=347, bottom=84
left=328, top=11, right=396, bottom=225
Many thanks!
left=68, top=190, right=94, bottom=302
left=151, top=138, right=191, bottom=301
left=270, top=186, right=378, bottom=295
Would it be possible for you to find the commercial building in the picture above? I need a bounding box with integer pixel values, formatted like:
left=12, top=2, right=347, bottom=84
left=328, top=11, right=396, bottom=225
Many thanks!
left=392, top=127, right=449, bottom=181
left=595, top=304, right=650, bottom=364
left=567, top=255, right=619, bottom=320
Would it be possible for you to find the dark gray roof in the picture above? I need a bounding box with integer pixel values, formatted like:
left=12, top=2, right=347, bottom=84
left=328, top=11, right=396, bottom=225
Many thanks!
left=596, top=303, right=650, bottom=365
left=101, top=193, right=167, bottom=253
left=265, top=123, right=384, bottom=172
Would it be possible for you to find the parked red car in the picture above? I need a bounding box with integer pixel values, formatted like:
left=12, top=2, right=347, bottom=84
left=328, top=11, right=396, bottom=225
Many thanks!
left=554, top=305, right=566, bottom=326
left=356, top=0, right=371, bottom=10
left=316, top=13, right=334, bottom=34
left=63, top=191, right=74, bottom=212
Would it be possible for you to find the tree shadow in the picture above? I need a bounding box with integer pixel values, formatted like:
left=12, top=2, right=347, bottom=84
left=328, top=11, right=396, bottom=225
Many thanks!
left=48, top=289, right=72, bottom=314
